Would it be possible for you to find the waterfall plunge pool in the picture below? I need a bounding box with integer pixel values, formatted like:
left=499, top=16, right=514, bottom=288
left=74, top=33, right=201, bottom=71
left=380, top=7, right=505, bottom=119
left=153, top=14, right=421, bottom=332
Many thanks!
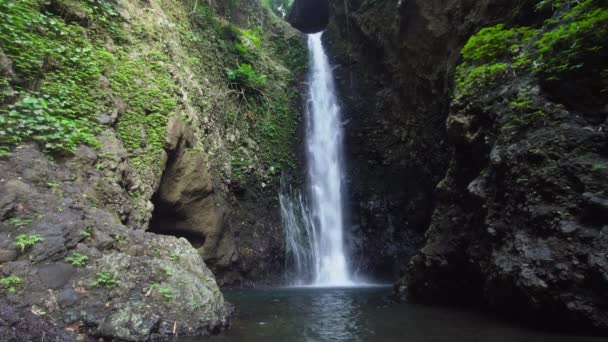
left=180, top=286, right=602, bottom=342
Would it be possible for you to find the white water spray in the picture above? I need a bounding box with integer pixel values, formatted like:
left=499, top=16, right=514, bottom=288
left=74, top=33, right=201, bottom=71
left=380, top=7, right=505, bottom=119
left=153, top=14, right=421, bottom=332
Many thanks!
left=282, top=32, right=353, bottom=287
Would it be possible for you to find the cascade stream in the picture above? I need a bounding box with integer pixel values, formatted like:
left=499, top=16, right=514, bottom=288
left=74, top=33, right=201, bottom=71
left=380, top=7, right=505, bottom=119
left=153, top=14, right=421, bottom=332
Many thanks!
left=281, top=32, right=353, bottom=287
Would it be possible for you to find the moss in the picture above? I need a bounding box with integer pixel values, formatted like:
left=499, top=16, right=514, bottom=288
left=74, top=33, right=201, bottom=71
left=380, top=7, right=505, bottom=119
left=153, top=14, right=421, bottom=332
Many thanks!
left=1, top=0, right=306, bottom=188
left=214, top=6, right=306, bottom=180
left=455, top=24, right=536, bottom=97
left=456, top=63, right=510, bottom=96
left=0, top=0, right=116, bottom=154
left=461, top=24, right=536, bottom=63
left=455, top=0, right=608, bottom=98
left=505, top=94, right=546, bottom=129
left=112, top=49, right=177, bottom=175
left=533, top=0, right=608, bottom=75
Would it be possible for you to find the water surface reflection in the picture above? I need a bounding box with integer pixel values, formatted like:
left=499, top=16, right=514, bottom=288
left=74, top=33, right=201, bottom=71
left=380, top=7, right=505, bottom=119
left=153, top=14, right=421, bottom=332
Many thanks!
left=179, top=287, right=605, bottom=342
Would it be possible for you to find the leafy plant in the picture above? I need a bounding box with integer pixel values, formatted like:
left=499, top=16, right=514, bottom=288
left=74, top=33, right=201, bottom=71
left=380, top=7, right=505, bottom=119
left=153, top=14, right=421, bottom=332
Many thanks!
left=14, top=234, right=44, bottom=251
left=241, top=29, right=262, bottom=47
left=225, top=64, right=266, bottom=91
left=65, top=252, right=89, bottom=267
left=158, top=287, right=174, bottom=300
left=455, top=0, right=607, bottom=99
left=0, top=0, right=117, bottom=155
left=456, top=63, right=510, bottom=96
left=455, top=24, right=537, bottom=97
left=47, top=181, right=60, bottom=188
left=9, top=218, right=32, bottom=227
left=592, top=163, right=608, bottom=171
left=80, top=229, right=93, bottom=238
left=0, top=147, right=10, bottom=158
left=94, top=272, right=117, bottom=288
left=113, top=232, right=129, bottom=244
left=533, top=1, right=608, bottom=75
left=235, top=42, right=256, bottom=62
left=0, top=275, right=24, bottom=294
left=162, top=267, right=175, bottom=277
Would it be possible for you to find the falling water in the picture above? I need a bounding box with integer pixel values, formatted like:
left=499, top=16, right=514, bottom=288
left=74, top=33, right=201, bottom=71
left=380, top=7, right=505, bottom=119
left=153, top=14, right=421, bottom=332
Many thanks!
left=282, top=32, right=353, bottom=287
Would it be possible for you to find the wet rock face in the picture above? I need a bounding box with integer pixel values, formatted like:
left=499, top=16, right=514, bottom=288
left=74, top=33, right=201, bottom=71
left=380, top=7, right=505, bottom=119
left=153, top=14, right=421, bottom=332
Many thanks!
left=288, top=0, right=329, bottom=33
left=326, top=0, right=607, bottom=333
left=324, top=0, right=517, bottom=281
left=148, top=116, right=286, bottom=288
left=404, top=75, right=608, bottom=332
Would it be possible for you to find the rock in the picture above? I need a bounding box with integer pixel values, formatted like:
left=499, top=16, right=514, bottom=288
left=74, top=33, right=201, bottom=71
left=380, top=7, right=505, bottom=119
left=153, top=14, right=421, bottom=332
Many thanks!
left=0, top=248, right=17, bottom=263
left=98, top=303, right=160, bottom=342
left=37, top=263, right=75, bottom=289
left=57, top=288, right=80, bottom=308
left=98, top=114, right=113, bottom=125
left=583, top=192, right=608, bottom=214
left=467, top=175, right=487, bottom=200
left=560, top=221, right=580, bottom=234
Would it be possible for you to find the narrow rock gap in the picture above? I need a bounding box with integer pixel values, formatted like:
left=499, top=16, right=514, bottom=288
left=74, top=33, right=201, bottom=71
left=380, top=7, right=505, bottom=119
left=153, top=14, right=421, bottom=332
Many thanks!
left=148, top=134, right=207, bottom=250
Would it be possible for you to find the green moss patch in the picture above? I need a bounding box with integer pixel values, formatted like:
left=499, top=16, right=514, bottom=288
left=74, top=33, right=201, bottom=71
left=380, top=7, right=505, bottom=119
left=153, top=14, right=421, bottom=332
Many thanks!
left=455, top=0, right=608, bottom=98
left=0, top=0, right=116, bottom=154
left=112, top=50, right=177, bottom=174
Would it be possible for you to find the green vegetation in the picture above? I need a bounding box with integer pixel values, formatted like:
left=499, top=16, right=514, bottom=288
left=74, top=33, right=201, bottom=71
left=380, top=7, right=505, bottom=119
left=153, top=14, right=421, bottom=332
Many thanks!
left=455, top=25, right=536, bottom=96
left=460, top=24, right=536, bottom=63
left=94, top=271, right=117, bottom=288
left=65, top=252, right=89, bottom=267
left=225, top=64, right=267, bottom=91
left=263, top=0, right=293, bottom=18
left=80, top=229, right=93, bottom=238
left=505, top=94, right=546, bottom=128
left=113, top=232, right=128, bottom=244
left=1, top=0, right=306, bottom=187
left=455, top=0, right=607, bottom=96
left=0, top=0, right=174, bottom=174
left=0, top=0, right=115, bottom=154
left=112, top=50, right=177, bottom=174
left=533, top=0, right=608, bottom=75
left=0, top=275, right=24, bottom=294
left=158, top=287, right=174, bottom=300
left=211, top=8, right=305, bottom=179
left=456, top=63, right=511, bottom=96
left=9, top=218, right=32, bottom=227
left=47, top=181, right=60, bottom=188
left=162, top=266, right=175, bottom=277
left=14, top=234, right=44, bottom=251
left=592, top=163, right=608, bottom=171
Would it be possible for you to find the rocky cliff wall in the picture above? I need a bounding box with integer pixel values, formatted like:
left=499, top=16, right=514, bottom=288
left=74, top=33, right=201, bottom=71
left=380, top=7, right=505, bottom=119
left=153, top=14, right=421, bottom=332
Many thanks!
left=323, top=0, right=525, bottom=280
left=321, top=0, right=607, bottom=333
left=0, top=0, right=305, bottom=339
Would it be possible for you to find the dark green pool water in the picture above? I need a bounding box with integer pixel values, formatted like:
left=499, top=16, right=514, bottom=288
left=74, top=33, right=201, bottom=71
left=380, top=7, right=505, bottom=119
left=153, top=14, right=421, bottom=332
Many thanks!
left=184, top=286, right=604, bottom=342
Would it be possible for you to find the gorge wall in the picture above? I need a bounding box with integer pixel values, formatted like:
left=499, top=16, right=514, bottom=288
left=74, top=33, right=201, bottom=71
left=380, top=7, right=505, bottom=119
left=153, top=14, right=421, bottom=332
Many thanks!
left=322, top=0, right=528, bottom=281
left=317, top=0, right=607, bottom=333
left=0, top=0, right=305, bottom=339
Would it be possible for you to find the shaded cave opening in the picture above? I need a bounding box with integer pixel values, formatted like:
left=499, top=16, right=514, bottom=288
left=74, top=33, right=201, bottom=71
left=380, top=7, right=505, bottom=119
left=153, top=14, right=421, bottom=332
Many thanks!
left=147, top=141, right=208, bottom=250
left=149, top=198, right=206, bottom=249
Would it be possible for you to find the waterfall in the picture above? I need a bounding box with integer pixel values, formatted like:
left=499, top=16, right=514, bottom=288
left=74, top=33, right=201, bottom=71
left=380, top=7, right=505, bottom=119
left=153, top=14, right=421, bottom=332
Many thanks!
left=282, top=32, right=353, bottom=287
